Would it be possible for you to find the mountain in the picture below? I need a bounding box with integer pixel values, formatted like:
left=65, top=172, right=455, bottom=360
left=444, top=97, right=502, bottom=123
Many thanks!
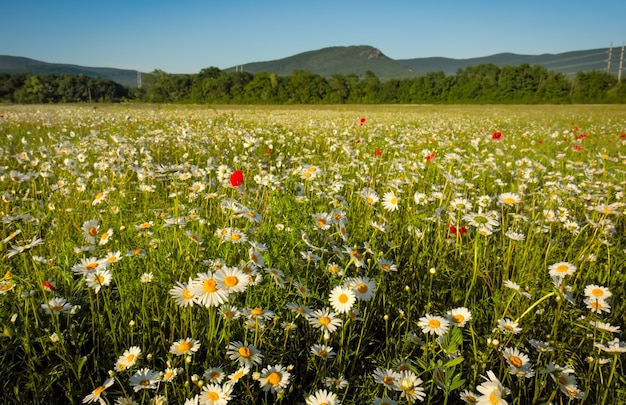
left=398, top=48, right=614, bottom=76
left=0, top=56, right=142, bottom=88
left=1, top=46, right=619, bottom=86
left=225, top=45, right=418, bottom=80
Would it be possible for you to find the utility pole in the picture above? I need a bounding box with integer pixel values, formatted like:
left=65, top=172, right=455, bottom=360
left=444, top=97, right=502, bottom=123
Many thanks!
left=607, top=42, right=613, bottom=73
left=137, top=71, right=142, bottom=89
left=619, top=43, right=624, bottom=82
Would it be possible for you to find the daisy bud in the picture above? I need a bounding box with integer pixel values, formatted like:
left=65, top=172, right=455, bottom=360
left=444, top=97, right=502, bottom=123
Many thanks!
left=185, top=355, right=192, bottom=364
left=147, top=353, right=153, bottom=361
left=383, top=315, right=389, bottom=321
left=191, top=374, right=199, bottom=383
left=429, top=267, right=436, bottom=275
left=108, top=370, right=115, bottom=377
left=196, top=380, right=203, bottom=388
left=252, top=372, right=261, bottom=381
left=128, top=320, right=135, bottom=327
left=404, top=285, right=410, bottom=292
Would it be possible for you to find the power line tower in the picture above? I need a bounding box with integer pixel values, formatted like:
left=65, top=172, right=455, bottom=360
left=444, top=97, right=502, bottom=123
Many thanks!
left=607, top=42, right=613, bottom=73
left=619, top=43, right=624, bottom=82
left=137, top=71, right=142, bottom=89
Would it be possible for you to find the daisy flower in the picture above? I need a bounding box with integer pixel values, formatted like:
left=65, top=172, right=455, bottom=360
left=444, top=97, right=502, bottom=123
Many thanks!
left=347, top=276, right=376, bottom=301
left=169, top=279, right=196, bottom=307
left=129, top=368, right=160, bottom=392
left=257, top=364, right=291, bottom=393
left=306, top=389, right=340, bottom=405
left=169, top=338, right=201, bottom=356
left=98, top=228, right=113, bottom=246
left=312, top=212, right=333, bottom=230
left=497, top=318, right=522, bottom=334
left=382, top=191, right=400, bottom=212
left=307, top=308, right=343, bottom=334
left=324, top=375, right=349, bottom=390
left=446, top=307, right=472, bottom=328
left=360, top=187, right=379, bottom=205
left=498, top=192, right=521, bottom=206
left=203, top=367, right=225, bottom=384
left=329, top=285, right=356, bottom=314
left=162, top=367, right=180, bottom=383
left=227, top=365, right=250, bottom=385
left=82, top=377, right=114, bottom=404
left=226, top=341, right=264, bottom=367
left=214, top=266, right=249, bottom=294
left=584, top=297, right=611, bottom=313
left=548, top=262, right=576, bottom=278
left=82, top=220, right=100, bottom=244
left=190, top=272, right=229, bottom=307
left=85, top=269, right=113, bottom=293
left=72, top=257, right=108, bottom=275
left=584, top=284, right=611, bottom=300
left=502, top=347, right=531, bottom=370
left=310, top=344, right=336, bottom=360
left=398, top=370, right=426, bottom=402
left=476, top=370, right=509, bottom=405
left=377, top=258, right=397, bottom=272
left=372, top=368, right=402, bottom=391
left=593, top=338, right=626, bottom=354
left=198, top=383, right=232, bottom=405
left=41, top=297, right=73, bottom=315
left=459, top=390, right=479, bottom=403
left=418, top=314, right=450, bottom=336
left=116, top=346, right=141, bottom=371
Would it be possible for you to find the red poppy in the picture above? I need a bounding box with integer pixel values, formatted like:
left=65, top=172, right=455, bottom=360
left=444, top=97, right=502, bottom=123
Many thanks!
left=230, top=170, right=244, bottom=187
left=620, top=133, right=626, bottom=139
left=375, top=148, right=382, bottom=157
left=359, top=117, right=366, bottom=126
left=572, top=145, right=583, bottom=151
left=265, top=149, right=271, bottom=155
left=449, top=225, right=467, bottom=235
left=42, top=281, right=55, bottom=291
left=491, top=131, right=502, bottom=140
left=426, top=152, right=436, bottom=163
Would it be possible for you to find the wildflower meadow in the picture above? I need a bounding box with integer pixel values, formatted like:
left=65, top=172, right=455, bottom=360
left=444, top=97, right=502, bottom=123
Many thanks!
left=1, top=104, right=625, bottom=405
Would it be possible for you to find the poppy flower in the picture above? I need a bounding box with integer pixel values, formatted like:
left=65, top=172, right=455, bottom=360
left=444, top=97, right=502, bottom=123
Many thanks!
left=359, top=117, right=366, bottom=126
left=426, top=152, right=436, bottom=163
left=620, top=133, right=626, bottom=139
left=375, top=149, right=382, bottom=157
left=491, top=131, right=502, bottom=140
left=449, top=225, right=467, bottom=235
left=42, top=280, right=55, bottom=291
left=230, top=170, right=244, bottom=187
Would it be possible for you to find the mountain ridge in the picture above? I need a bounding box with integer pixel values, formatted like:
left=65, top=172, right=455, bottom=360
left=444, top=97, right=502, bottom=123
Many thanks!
left=1, top=45, right=619, bottom=87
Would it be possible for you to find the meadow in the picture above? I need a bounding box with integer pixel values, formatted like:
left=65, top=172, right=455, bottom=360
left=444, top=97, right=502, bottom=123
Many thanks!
left=1, top=104, right=625, bottom=405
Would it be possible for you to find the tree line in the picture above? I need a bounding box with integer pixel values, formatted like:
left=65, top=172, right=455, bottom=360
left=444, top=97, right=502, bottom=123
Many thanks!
left=2, top=64, right=625, bottom=104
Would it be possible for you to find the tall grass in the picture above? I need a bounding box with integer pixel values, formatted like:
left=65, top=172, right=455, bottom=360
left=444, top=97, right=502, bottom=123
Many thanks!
left=1, top=104, right=625, bottom=404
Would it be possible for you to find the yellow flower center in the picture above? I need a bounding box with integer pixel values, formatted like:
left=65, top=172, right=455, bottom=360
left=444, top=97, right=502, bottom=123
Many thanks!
left=338, top=293, right=349, bottom=304
left=503, top=197, right=516, bottom=204
left=230, top=233, right=241, bottom=241
left=428, top=319, right=441, bottom=328
left=85, top=262, right=99, bottom=270
left=318, top=218, right=326, bottom=227
left=591, top=288, right=604, bottom=297
left=140, top=379, right=151, bottom=386
left=209, top=392, right=220, bottom=401
left=452, top=314, right=465, bottom=324
left=489, top=389, right=501, bottom=404
left=319, top=316, right=331, bottom=326
left=202, top=279, right=217, bottom=293
left=509, top=355, right=523, bottom=368
left=267, top=372, right=281, bottom=386
left=177, top=341, right=192, bottom=353
left=92, top=386, right=105, bottom=396
left=94, top=192, right=104, bottom=200
left=88, top=227, right=98, bottom=237
left=182, top=289, right=194, bottom=299
left=238, top=347, right=251, bottom=358
left=251, top=308, right=263, bottom=316
left=223, top=275, right=238, bottom=288
left=357, top=284, right=368, bottom=293
left=555, top=265, right=569, bottom=273
left=383, top=376, right=394, bottom=385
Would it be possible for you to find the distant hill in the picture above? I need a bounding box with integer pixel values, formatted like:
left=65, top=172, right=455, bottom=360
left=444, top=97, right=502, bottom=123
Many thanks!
left=398, top=48, right=615, bottom=77
left=228, top=45, right=618, bottom=79
left=1, top=45, right=620, bottom=86
left=225, top=45, right=418, bottom=80
left=0, top=56, right=142, bottom=88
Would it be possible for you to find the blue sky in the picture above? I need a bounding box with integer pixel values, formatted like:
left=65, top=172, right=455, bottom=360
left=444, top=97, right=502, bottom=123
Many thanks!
left=2, top=0, right=624, bottom=73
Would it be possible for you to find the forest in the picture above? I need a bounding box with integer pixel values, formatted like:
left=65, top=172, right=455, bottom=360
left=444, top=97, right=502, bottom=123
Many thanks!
left=1, top=63, right=625, bottom=104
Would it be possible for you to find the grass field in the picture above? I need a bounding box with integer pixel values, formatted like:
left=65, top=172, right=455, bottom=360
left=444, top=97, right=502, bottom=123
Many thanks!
left=1, top=104, right=625, bottom=405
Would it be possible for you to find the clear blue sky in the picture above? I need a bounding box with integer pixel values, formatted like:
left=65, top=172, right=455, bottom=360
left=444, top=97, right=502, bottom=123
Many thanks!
left=2, top=0, right=624, bottom=73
